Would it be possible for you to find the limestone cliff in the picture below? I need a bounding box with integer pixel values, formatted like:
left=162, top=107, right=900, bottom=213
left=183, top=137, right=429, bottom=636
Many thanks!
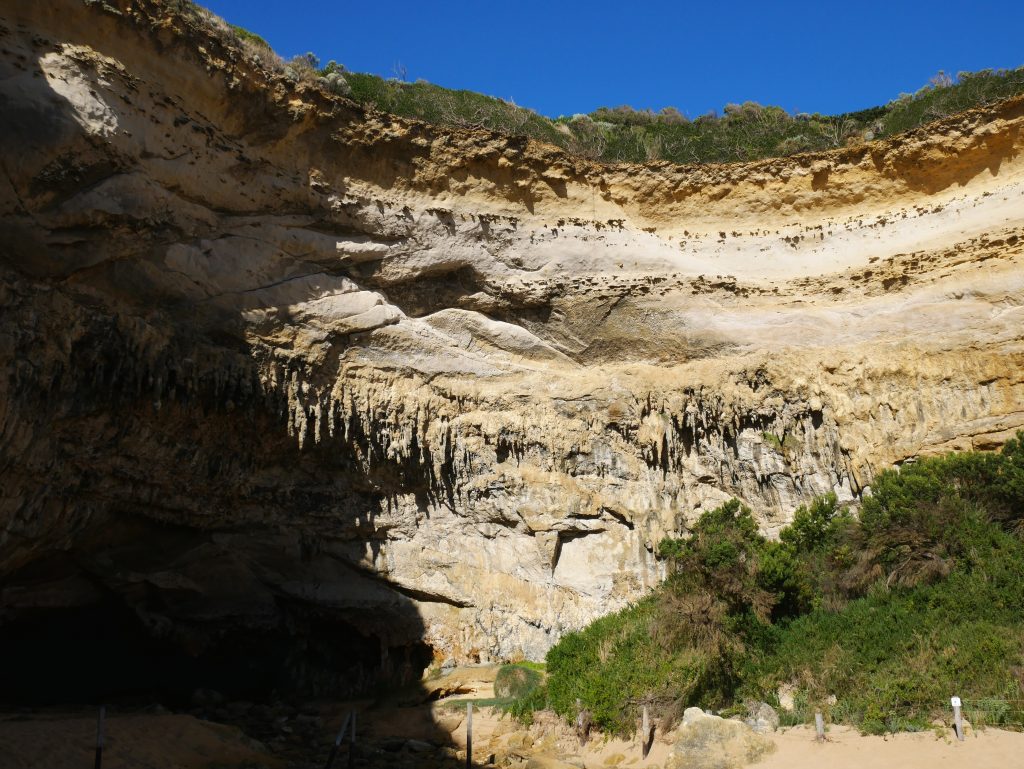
left=2, top=0, right=1023, bottom=690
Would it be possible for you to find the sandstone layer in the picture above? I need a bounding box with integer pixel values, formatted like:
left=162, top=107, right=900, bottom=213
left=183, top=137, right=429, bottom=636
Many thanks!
left=2, top=0, right=1023, bottom=691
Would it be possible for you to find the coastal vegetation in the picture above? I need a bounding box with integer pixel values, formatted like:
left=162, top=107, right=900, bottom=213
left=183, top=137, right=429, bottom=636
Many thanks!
left=174, top=1, right=1024, bottom=165
left=514, top=435, right=1024, bottom=735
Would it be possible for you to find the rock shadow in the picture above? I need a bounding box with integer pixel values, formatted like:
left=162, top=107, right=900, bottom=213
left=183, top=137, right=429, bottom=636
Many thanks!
left=0, top=14, right=490, bottom=768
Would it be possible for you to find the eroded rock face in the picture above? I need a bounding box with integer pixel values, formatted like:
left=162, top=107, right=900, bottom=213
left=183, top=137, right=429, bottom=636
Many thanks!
left=2, top=0, right=1024, bottom=682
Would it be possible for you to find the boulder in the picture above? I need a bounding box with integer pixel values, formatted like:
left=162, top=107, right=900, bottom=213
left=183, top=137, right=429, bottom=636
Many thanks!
left=190, top=688, right=225, bottom=707
left=405, top=739, right=435, bottom=753
left=666, top=708, right=776, bottom=769
left=776, top=685, right=795, bottom=712
left=526, top=757, right=586, bottom=769
left=507, top=731, right=536, bottom=750
left=744, top=702, right=780, bottom=734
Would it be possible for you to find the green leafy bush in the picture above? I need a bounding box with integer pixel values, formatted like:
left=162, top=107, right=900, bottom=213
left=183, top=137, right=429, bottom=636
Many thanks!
left=228, top=24, right=270, bottom=49
left=747, top=541, right=1024, bottom=732
left=344, top=73, right=568, bottom=146
left=494, top=664, right=542, bottom=700
left=780, top=493, right=850, bottom=553
left=543, top=597, right=707, bottom=735
left=881, top=67, right=1024, bottom=136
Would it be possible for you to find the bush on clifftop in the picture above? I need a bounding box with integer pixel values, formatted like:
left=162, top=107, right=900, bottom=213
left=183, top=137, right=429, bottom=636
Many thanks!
left=172, top=3, right=1024, bottom=166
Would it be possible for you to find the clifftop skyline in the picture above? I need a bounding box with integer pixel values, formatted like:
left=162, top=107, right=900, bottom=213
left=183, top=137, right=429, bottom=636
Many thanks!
left=202, top=0, right=1024, bottom=119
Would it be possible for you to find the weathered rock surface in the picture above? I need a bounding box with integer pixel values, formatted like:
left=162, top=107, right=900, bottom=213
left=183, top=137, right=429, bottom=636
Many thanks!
left=2, top=0, right=1024, bottom=690
left=665, top=708, right=776, bottom=769
left=744, top=703, right=780, bottom=735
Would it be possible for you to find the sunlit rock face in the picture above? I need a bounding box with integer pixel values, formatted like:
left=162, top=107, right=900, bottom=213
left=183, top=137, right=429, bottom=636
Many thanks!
left=2, top=0, right=1023, bottom=680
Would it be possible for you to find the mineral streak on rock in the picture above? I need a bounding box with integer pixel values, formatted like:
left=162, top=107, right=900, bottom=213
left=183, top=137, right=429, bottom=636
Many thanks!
left=1, top=0, right=1023, bottom=676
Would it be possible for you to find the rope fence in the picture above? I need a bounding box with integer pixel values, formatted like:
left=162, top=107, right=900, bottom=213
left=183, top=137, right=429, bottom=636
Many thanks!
left=958, top=697, right=1024, bottom=730
left=82, top=693, right=1024, bottom=769
left=793, top=695, right=1024, bottom=734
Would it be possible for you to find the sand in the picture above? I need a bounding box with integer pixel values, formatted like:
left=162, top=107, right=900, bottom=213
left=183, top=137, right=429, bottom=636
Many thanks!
left=5, top=693, right=1024, bottom=769
left=759, top=724, right=1024, bottom=769
left=499, top=722, right=1024, bottom=769
left=0, top=712, right=280, bottom=769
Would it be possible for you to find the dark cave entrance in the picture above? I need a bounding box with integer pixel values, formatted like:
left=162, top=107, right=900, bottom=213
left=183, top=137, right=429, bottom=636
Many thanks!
left=0, top=595, right=433, bottom=708
left=0, top=522, right=434, bottom=708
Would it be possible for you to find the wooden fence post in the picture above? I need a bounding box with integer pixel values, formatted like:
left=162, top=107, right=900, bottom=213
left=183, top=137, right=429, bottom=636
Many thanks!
left=952, top=696, right=964, bottom=741
left=814, top=712, right=825, bottom=742
left=575, top=699, right=591, bottom=746
left=348, top=711, right=356, bottom=769
left=324, top=712, right=351, bottom=769
left=641, top=704, right=653, bottom=759
left=94, top=705, right=105, bottom=769
left=465, top=702, right=473, bottom=769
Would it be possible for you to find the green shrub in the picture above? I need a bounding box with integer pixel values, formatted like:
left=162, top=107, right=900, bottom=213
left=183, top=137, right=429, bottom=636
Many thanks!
left=494, top=664, right=542, bottom=700
left=746, top=556, right=1024, bottom=730
left=543, top=597, right=708, bottom=735
left=344, top=72, right=568, bottom=146
left=508, top=678, right=547, bottom=725
left=228, top=24, right=270, bottom=49
left=880, top=67, right=1024, bottom=137
left=780, top=493, right=851, bottom=553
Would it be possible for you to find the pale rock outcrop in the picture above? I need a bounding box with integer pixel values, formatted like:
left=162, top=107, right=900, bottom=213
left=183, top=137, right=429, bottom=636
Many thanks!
left=744, top=703, right=780, bottom=735
left=665, top=708, right=776, bottom=769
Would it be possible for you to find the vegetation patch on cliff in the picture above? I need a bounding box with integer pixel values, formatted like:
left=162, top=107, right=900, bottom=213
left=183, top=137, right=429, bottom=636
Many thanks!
left=319, top=62, right=1024, bottom=164
left=514, top=435, right=1024, bottom=736
left=172, top=1, right=1024, bottom=165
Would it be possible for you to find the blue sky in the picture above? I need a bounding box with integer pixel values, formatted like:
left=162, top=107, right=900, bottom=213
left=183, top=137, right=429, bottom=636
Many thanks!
left=200, top=0, right=1024, bottom=118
